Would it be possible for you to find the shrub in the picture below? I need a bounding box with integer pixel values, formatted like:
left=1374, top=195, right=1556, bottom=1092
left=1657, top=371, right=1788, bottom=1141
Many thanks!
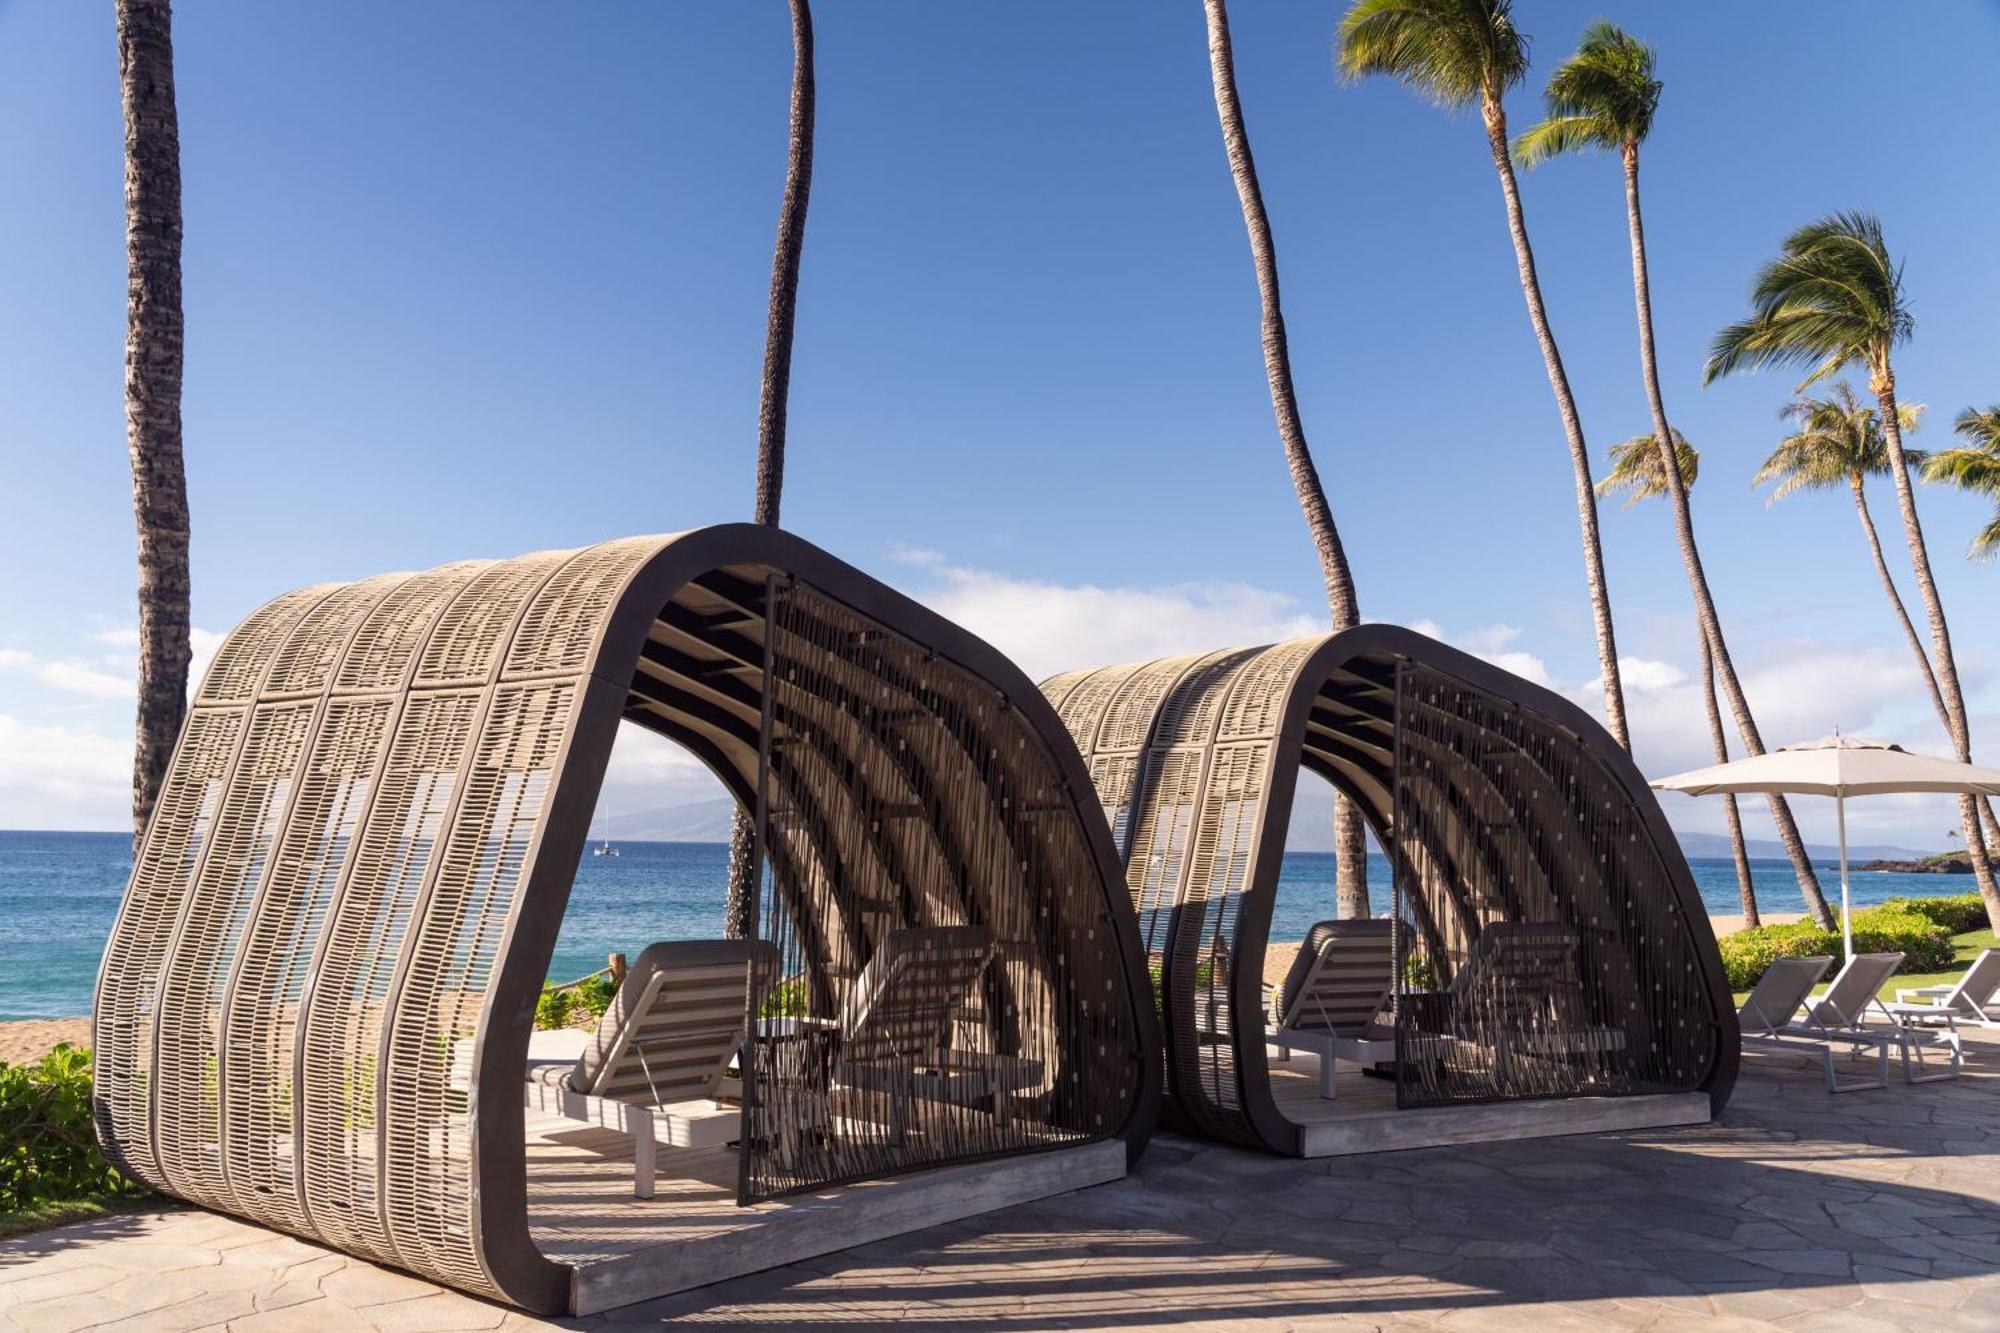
left=1720, top=905, right=1953, bottom=991
left=534, top=985, right=574, bottom=1030
left=1, top=1045, right=149, bottom=1213
left=1879, top=893, right=1987, bottom=936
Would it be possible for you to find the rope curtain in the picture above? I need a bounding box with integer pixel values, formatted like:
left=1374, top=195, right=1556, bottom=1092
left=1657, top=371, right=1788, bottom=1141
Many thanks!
left=739, top=580, right=1141, bottom=1203
left=1391, top=663, right=1718, bottom=1109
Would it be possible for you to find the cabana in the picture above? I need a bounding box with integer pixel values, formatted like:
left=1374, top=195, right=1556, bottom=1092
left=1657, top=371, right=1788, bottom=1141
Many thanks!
left=93, top=526, right=1159, bottom=1315
left=1041, top=626, right=1736, bottom=1158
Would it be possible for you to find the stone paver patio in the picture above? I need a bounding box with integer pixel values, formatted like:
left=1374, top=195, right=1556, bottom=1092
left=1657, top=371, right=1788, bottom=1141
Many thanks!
left=9, top=1035, right=2000, bottom=1331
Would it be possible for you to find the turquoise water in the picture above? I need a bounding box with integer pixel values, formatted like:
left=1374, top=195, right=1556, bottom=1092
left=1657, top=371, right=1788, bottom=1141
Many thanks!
left=0, top=830, right=1975, bottom=1021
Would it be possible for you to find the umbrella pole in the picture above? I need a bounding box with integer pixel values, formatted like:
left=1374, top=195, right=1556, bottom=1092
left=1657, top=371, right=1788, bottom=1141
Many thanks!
left=1837, top=791, right=1853, bottom=959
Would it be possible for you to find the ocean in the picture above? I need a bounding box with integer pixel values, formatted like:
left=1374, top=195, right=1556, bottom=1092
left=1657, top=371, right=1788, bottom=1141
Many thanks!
left=0, top=829, right=1976, bottom=1022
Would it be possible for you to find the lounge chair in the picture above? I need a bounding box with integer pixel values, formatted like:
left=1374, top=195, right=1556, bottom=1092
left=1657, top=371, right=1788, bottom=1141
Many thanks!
left=1738, top=952, right=1957, bottom=1091
left=1886, top=948, right=2000, bottom=1029
left=1430, top=923, right=1626, bottom=1077
left=836, top=926, right=1041, bottom=1137
left=523, top=939, right=775, bottom=1198
left=1266, top=920, right=1397, bottom=1099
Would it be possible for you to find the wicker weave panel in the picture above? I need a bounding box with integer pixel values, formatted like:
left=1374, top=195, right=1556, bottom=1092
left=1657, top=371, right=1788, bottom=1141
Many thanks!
left=93, top=707, right=244, bottom=1188
left=195, top=586, right=343, bottom=706
left=502, top=536, right=665, bottom=679
left=219, top=694, right=397, bottom=1229
left=381, top=680, right=575, bottom=1287
left=335, top=564, right=491, bottom=695
left=265, top=577, right=412, bottom=698
left=152, top=699, right=318, bottom=1206
left=412, top=552, right=573, bottom=689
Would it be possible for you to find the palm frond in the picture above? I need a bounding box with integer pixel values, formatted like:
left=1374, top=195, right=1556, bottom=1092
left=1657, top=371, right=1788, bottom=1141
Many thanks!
left=1709, top=211, right=1912, bottom=389
left=1952, top=405, right=2000, bottom=449
left=1513, top=114, right=1615, bottom=165
left=1970, top=511, right=2000, bottom=563
left=1336, top=0, right=1526, bottom=106
left=1597, top=430, right=1697, bottom=506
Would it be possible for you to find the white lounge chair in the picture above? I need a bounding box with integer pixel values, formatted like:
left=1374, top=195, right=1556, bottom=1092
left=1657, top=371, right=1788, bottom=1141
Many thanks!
left=1739, top=952, right=1957, bottom=1091
left=524, top=939, right=775, bottom=1198
left=836, top=926, right=1041, bottom=1137
left=1887, top=948, right=2000, bottom=1029
left=1266, top=920, right=1397, bottom=1099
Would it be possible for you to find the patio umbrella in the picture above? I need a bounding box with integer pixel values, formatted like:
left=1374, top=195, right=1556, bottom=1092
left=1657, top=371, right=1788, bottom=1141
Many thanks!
left=1652, top=734, right=2000, bottom=956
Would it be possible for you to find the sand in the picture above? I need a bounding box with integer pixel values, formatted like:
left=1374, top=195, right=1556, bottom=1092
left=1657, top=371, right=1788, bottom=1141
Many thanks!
left=0, top=1018, right=91, bottom=1067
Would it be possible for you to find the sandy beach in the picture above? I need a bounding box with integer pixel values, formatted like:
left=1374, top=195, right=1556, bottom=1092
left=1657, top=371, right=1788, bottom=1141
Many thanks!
left=0, top=1017, right=90, bottom=1067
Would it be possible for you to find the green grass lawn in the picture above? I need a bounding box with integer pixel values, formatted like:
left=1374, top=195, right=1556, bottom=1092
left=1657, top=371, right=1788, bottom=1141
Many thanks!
left=1731, top=925, right=1998, bottom=1008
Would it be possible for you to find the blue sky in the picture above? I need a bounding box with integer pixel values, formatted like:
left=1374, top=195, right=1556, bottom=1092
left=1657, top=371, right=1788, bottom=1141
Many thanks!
left=2, top=1, right=1997, bottom=849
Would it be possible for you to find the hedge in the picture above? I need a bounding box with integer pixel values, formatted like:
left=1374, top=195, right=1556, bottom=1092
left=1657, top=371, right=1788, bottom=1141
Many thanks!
left=1, top=1045, right=149, bottom=1214
left=1719, top=905, right=1956, bottom=991
left=1878, top=893, right=1987, bottom=936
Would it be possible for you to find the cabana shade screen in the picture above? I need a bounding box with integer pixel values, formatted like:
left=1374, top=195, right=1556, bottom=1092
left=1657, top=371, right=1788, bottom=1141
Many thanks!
left=1041, top=627, right=1736, bottom=1156
left=94, top=526, right=1157, bottom=1313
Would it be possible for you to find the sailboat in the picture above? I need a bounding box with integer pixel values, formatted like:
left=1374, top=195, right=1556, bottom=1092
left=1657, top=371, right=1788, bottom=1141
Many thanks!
left=592, top=837, right=618, bottom=858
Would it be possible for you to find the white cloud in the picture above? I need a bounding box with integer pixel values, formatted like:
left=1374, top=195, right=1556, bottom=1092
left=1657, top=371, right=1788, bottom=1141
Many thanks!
left=0, top=713, right=132, bottom=830
left=896, top=558, right=1325, bottom=684
left=0, top=647, right=132, bottom=700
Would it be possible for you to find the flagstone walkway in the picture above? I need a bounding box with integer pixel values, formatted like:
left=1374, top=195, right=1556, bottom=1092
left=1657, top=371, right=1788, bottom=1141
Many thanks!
left=8, top=1034, right=2000, bottom=1331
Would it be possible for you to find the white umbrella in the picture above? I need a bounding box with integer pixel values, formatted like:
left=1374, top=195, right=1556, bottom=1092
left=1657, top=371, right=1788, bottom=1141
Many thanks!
left=1652, top=734, right=2000, bottom=956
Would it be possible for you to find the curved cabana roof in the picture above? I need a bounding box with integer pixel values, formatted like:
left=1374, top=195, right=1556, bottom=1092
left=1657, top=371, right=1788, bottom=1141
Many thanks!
left=1041, top=625, right=1736, bottom=1157
left=95, top=525, right=1159, bottom=1313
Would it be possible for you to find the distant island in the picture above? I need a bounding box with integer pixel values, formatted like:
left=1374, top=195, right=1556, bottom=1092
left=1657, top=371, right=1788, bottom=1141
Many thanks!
left=1857, top=851, right=1975, bottom=874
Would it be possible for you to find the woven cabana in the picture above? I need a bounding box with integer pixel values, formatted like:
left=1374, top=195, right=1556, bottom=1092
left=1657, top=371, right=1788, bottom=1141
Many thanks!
left=94, top=525, right=1158, bottom=1314
left=1041, top=625, right=1737, bottom=1158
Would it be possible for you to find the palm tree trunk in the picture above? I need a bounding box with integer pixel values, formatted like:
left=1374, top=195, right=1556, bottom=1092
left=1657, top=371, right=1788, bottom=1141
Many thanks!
left=1479, top=95, right=1627, bottom=752
left=727, top=0, right=816, bottom=941
left=1698, top=634, right=1758, bottom=926
left=1845, top=477, right=2000, bottom=854
left=1871, top=368, right=2000, bottom=930
left=1204, top=0, right=1367, bottom=915
left=1618, top=146, right=1828, bottom=925
left=118, top=0, right=191, bottom=859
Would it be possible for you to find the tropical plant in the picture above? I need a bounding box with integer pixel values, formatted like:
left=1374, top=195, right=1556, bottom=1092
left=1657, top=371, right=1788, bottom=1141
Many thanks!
left=1518, top=20, right=1827, bottom=926
left=1594, top=434, right=1761, bottom=925
left=1206, top=0, right=1369, bottom=916
left=2, top=1046, right=150, bottom=1214
left=1923, top=407, right=2000, bottom=561
left=117, top=0, right=191, bottom=858
left=726, top=0, right=818, bottom=940
left=1337, top=0, right=1629, bottom=753
left=1712, top=213, right=2000, bottom=929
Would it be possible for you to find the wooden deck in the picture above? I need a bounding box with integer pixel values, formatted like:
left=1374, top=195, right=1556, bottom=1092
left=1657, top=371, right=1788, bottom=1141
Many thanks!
left=522, top=1107, right=1127, bottom=1315
left=1264, top=1052, right=1711, bottom=1157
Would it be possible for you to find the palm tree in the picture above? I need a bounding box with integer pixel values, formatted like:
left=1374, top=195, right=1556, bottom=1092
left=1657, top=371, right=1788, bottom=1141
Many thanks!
left=726, top=0, right=816, bottom=940
left=1758, top=391, right=2000, bottom=863
left=1711, top=213, right=2000, bottom=930
left=118, top=0, right=191, bottom=858
left=1595, top=435, right=1762, bottom=926
left=1337, top=0, right=1629, bottom=753
left=1517, top=21, right=1827, bottom=925
left=1923, top=408, right=2000, bottom=562
left=1204, top=0, right=1369, bottom=916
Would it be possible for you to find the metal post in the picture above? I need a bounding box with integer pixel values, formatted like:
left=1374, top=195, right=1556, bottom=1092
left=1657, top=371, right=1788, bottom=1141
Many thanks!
left=1837, top=790, right=1853, bottom=960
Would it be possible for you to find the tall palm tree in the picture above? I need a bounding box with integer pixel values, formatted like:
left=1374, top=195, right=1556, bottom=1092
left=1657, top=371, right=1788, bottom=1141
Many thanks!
left=726, top=0, right=816, bottom=940
left=1596, top=435, right=1762, bottom=926
left=1711, top=213, right=2000, bottom=930
left=1758, top=391, right=2000, bottom=862
left=1517, top=21, right=1827, bottom=925
left=1204, top=0, right=1369, bottom=916
left=1924, top=408, right=2000, bottom=562
left=1337, top=0, right=1629, bottom=753
left=118, top=0, right=191, bottom=858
